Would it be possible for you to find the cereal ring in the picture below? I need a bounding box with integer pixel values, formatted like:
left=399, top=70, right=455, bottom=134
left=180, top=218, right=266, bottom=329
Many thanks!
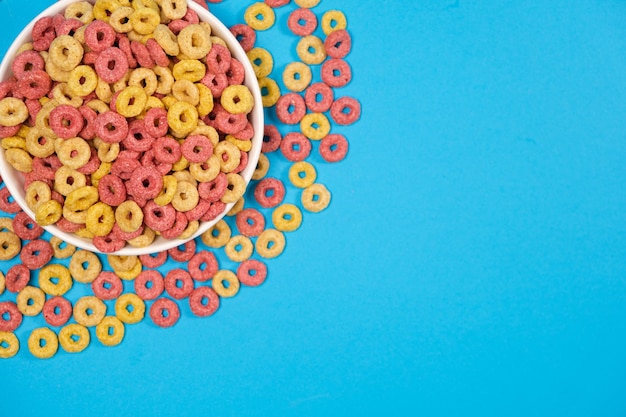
left=48, top=237, right=75, bottom=260
left=280, top=132, right=311, bottom=161
left=116, top=85, right=148, bottom=118
left=42, top=296, right=73, bottom=327
left=96, top=316, right=125, bottom=346
left=212, top=270, right=240, bottom=298
left=178, top=24, right=212, bottom=60
left=0, top=302, right=22, bottom=332
left=170, top=180, right=199, bottom=212
left=35, top=199, right=62, bottom=226
left=48, top=35, right=84, bottom=72
left=304, top=82, right=334, bottom=113
left=163, top=269, right=194, bottom=299
left=85, top=20, right=116, bottom=53
left=12, top=211, right=44, bottom=241
left=283, top=62, right=312, bottom=93
left=187, top=285, right=219, bottom=317
left=139, top=250, right=167, bottom=268
left=244, top=2, right=275, bottom=31
left=6, top=147, right=33, bottom=173
left=149, top=297, right=180, bottom=327
left=97, top=174, right=127, bottom=207
left=265, top=0, right=290, bottom=7
left=6, top=264, right=30, bottom=293
left=167, top=100, right=198, bottom=136
left=130, top=7, right=160, bottom=35
left=324, top=29, right=351, bottom=59
left=57, top=137, right=91, bottom=169
left=201, top=219, right=231, bottom=248
left=288, top=160, right=316, bottom=188
left=160, top=211, right=189, bottom=239
left=93, top=0, right=121, bottom=21
left=130, top=40, right=155, bottom=68
left=296, top=35, right=326, bottom=65
left=114, top=260, right=143, bottom=281
left=128, top=166, right=164, bottom=200
left=108, top=254, right=138, bottom=272
left=300, top=112, right=330, bottom=140
left=294, top=0, right=320, bottom=7
left=154, top=24, right=180, bottom=56
left=302, top=183, right=331, bottom=212
left=230, top=23, right=255, bottom=52
left=0, top=271, right=4, bottom=295
left=272, top=203, right=303, bottom=232
left=115, top=293, right=146, bottom=324
left=0, top=331, right=19, bottom=358
left=257, top=77, right=281, bottom=107
left=255, top=228, right=286, bottom=258
left=321, top=10, right=347, bottom=35
left=67, top=65, right=98, bottom=98
left=221, top=173, right=245, bottom=204
left=186, top=250, right=217, bottom=282
left=237, top=259, right=268, bottom=287
left=261, top=125, right=281, bottom=154
left=275, top=93, right=306, bottom=125
left=160, top=0, right=187, bottom=20
left=144, top=107, right=169, bottom=138
left=95, top=111, right=129, bottom=143
left=321, top=58, right=352, bottom=88
left=0, top=231, right=21, bottom=260
left=69, top=250, right=102, bottom=284
left=109, top=6, right=134, bottom=33
left=225, top=235, right=253, bottom=262
left=235, top=208, right=265, bottom=237
left=288, top=8, right=317, bottom=36
left=28, top=327, right=59, bottom=359
left=330, top=96, right=361, bottom=125
left=319, top=133, right=348, bottom=162
left=115, top=200, right=144, bottom=232
left=12, top=50, right=45, bottom=80
left=246, top=47, right=273, bottom=79
left=0, top=97, right=29, bottom=126
left=180, top=134, right=213, bottom=163
left=220, top=85, right=254, bottom=114
left=93, top=232, right=125, bottom=252
left=73, top=296, right=107, bottom=327
left=95, top=47, right=130, bottom=84
left=55, top=167, right=88, bottom=197
left=254, top=177, right=285, bottom=208
left=59, top=323, right=90, bottom=353
left=134, top=270, right=164, bottom=300
left=20, top=239, right=53, bottom=270
left=65, top=1, right=95, bottom=24
left=91, top=271, right=123, bottom=300
left=146, top=38, right=170, bottom=67
left=142, top=201, right=175, bottom=231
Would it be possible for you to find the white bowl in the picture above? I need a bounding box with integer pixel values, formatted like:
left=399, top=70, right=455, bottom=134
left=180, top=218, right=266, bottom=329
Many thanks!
left=0, top=0, right=263, bottom=255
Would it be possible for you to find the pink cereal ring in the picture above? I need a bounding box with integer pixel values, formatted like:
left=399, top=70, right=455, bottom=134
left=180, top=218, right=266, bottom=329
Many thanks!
left=182, top=8, right=200, bottom=23
left=128, top=167, right=163, bottom=200
left=11, top=50, right=45, bottom=80
left=50, top=105, right=84, bottom=138
left=0, top=125, right=20, bottom=139
left=95, top=47, right=130, bottom=83
left=77, top=148, right=101, bottom=175
left=288, top=8, right=317, bottom=37
left=0, top=188, right=21, bottom=213
left=57, top=217, right=83, bottom=233
left=230, top=24, right=256, bottom=52
left=187, top=250, right=218, bottom=282
left=143, top=108, right=169, bottom=138
left=168, top=240, right=196, bottom=262
left=304, top=82, right=334, bottom=113
left=164, top=268, right=194, bottom=299
left=130, top=41, right=155, bottom=68
left=280, top=132, right=311, bottom=162
left=233, top=122, right=254, bottom=141
left=57, top=18, right=83, bottom=36
left=98, top=174, right=127, bottom=206
left=181, top=134, right=213, bottom=163
left=18, top=70, right=52, bottom=100
left=79, top=105, right=98, bottom=139
left=325, top=29, right=352, bottom=59
left=33, top=155, right=62, bottom=180
left=275, top=93, right=306, bottom=125
left=149, top=298, right=180, bottom=328
left=0, top=79, right=16, bottom=100
left=235, top=208, right=265, bottom=237
left=153, top=136, right=182, bottom=164
left=232, top=150, right=248, bottom=174
left=225, top=58, right=245, bottom=86
left=330, top=96, right=361, bottom=125
left=93, top=233, right=125, bottom=253
left=91, top=271, right=124, bottom=300
left=321, top=59, right=352, bottom=88
left=142, top=201, right=175, bottom=232
left=111, top=222, right=144, bottom=241
left=52, top=14, right=65, bottom=34
left=6, top=264, right=30, bottom=293
left=117, top=36, right=138, bottom=69
left=139, top=251, right=168, bottom=269
left=319, top=133, right=349, bottom=163
left=200, top=201, right=226, bottom=222
left=198, top=172, right=227, bottom=202
left=134, top=270, right=164, bottom=300
left=201, top=72, right=228, bottom=97
left=265, top=0, right=290, bottom=7
left=184, top=198, right=211, bottom=221
left=20, top=239, right=53, bottom=270
left=123, top=119, right=155, bottom=152
left=85, top=20, right=116, bottom=53
left=43, top=297, right=72, bottom=327
left=168, top=19, right=189, bottom=35
left=262, top=124, right=282, bottom=153
left=189, top=286, right=219, bottom=317
left=0, top=302, right=23, bottom=332
left=237, top=259, right=268, bottom=286
left=146, top=38, right=170, bottom=67
left=32, top=16, right=56, bottom=51
left=160, top=212, right=188, bottom=239
left=111, top=156, right=141, bottom=180
left=206, top=44, right=232, bottom=74
left=141, top=149, right=172, bottom=176
left=95, top=111, right=129, bottom=143
left=12, top=211, right=44, bottom=240
left=254, top=177, right=285, bottom=208
left=216, top=112, right=248, bottom=135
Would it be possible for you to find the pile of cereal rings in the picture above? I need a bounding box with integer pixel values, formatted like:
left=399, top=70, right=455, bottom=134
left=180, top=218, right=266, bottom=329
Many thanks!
left=0, top=0, right=360, bottom=359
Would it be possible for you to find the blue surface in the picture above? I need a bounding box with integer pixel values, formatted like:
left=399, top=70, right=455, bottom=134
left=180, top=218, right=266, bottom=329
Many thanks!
left=2, top=0, right=626, bottom=415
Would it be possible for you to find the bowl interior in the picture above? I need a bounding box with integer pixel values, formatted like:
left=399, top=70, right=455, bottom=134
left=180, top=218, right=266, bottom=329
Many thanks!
left=0, top=0, right=263, bottom=255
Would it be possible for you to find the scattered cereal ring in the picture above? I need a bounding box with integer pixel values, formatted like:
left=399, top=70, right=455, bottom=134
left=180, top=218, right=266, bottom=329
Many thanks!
left=149, top=297, right=180, bottom=328
left=257, top=77, right=281, bottom=107
left=12, top=211, right=44, bottom=241
left=212, top=269, right=240, bottom=298
left=230, top=23, right=256, bottom=52
left=59, top=323, right=90, bottom=353
left=0, top=331, right=19, bottom=358
left=188, top=286, right=219, bottom=317
left=300, top=112, right=331, bottom=140
left=115, top=293, right=146, bottom=324
left=280, top=132, right=311, bottom=161
left=296, top=35, right=326, bottom=65
left=235, top=208, right=265, bottom=237
left=304, top=82, right=334, bottom=113
left=6, top=263, right=29, bottom=293
left=319, top=133, right=349, bottom=162
left=0, top=301, right=22, bottom=332
left=330, top=96, right=361, bottom=125
left=321, top=10, right=347, bottom=35
left=69, top=250, right=102, bottom=284
left=92, top=271, right=124, bottom=300
left=96, top=316, right=125, bottom=347
left=42, top=296, right=73, bottom=327
left=301, top=183, right=331, bottom=212
left=321, top=58, right=352, bottom=88
left=288, top=8, right=317, bottom=36
left=237, top=259, right=268, bottom=287
left=275, top=93, right=306, bottom=125
left=28, top=327, right=59, bottom=359
left=255, top=228, right=286, bottom=259
left=254, top=177, right=285, bottom=208
left=134, top=270, right=164, bottom=300
left=244, top=2, right=275, bottom=31
left=164, top=268, right=194, bottom=299
left=0, top=231, right=21, bottom=260
left=283, top=62, right=312, bottom=93
left=20, top=239, right=53, bottom=270
left=73, top=296, right=107, bottom=327
left=246, top=47, right=273, bottom=79
left=272, top=203, right=303, bottom=232
left=201, top=219, right=231, bottom=248
left=324, top=29, right=351, bottom=59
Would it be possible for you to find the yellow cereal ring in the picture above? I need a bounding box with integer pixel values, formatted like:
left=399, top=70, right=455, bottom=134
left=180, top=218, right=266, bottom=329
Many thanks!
left=154, top=175, right=177, bottom=206
left=130, top=6, right=160, bottom=35
left=189, top=158, right=220, bottom=183
left=96, top=316, right=125, bottom=346
left=50, top=237, right=76, bottom=259
left=196, top=83, right=214, bottom=117
left=294, top=0, right=321, bottom=7
left=131, top=0, right=159, bottom=12
left=128, top=67, right=158, bottom=96
left=161, top=94, right=178, bottom=110
left=226, top=197, right=245, bottom=216
left=69, top=250, right=102, bottom=284
left=109, top=6, right=134, bottom=33
left=49, top=35, right=84, bottom=72
left=114, top=259, right=142, bottom=280
left=73, top=25, right=87, bottom=45
left=272, top=203, right=303, bottom=232
left=283, top=61, right=312, bottom=92
left=191, top=123, right=219, bottom=146
left=301, top=183, right=331, bottom=212
left=226, top=135, right=252, bottom=152
left=0, top=217, right=12, bottom=233
left=201, top=219, right=231, bottom=248
left=0, top=332, right=19, bottom=358
left=52, top=83, right=83, bottom=106
left=65, top=1, right=95, bottom=24
left=154, top=24, right=180, bottom=56
left=90, top=160, right=112, bottom=188
left=300, top=112, right=330, bottom=140
left=73, top=296, right=107, bottom=327
left=25, top=180, right=51, bottom=211
left=65, top=185, right=99, bottom=212
left=28, top=327, right=58, bottom=359
left=252, top=153, right=270, bottom=180
left=0, top=97, right=29, bottom=126
left=54, top=167, right=87, bottom=197
left=0, top=232, right=21, bottom=260
left=114, top=200, right=144, bottom=233
left=75, top=227, right=95, bottom=239
left=244, top=2, right=275, bottom=31
left=96, top=141, right=120, bottom=163
left=213, top=141, right=240, bottom=173
left=172, top=59, right=206, bottom=82
left=212, top=270, right=240, bottom=298
left=160, top=0, right=187, bottom=20
left=172, top=170, right=197, bottom=186
left=220, top=85, right=254, bottom=114
left=17, top=286, right=46, bottom=316
left=172, top=79, right=199, bottom=105
left=39, top=264, right=73, bottom=296
left=222, top=173, right=246, bottom=204
left=57, top=137, right=91, bottom=169
left=246, top=47, right=273, bottom=79
left=167, top=100, right=198, bottom=136
left=171, top=180, right=199, bottom=212
left=116, top=85, right=148, bottom=117
left=108, top=254, right=138, bottom=272
left=258, top=77, right=281, bottom=107
left=0, top=271, right=5, bottom=295
left=127, top=226, right=156, bottom=248
left=93, top=0, right=122, bottom=21
left=178, top=24, right=212, bottom=60
left=178, top=219, right=199, bottom=240
left=115, top=293, right=145, bottom=324
left=1, top=136, right=25, bottom=150
left=5, top=148, right=32, bottom=173
left=255, top=228, right=286, bottom=259
left=67, top=65, right=98, bottom=97
left=296, top=35, right=327, bottom=65
left=45, top=56, right=71, bottom=83
left=288, top=161, right=316, bottom=188
left=59, top=323, right=90, bottom=353
left=86, top=202, right=115, bottom=237
left=321, top=10, right=347, bottom=35
left=35, top=99, right=58, bottom=138
left=25, top=127, right=55, bottom=158
left=225, top=235, right=253, bottom=262
left=86, top=98, right=110, bottom=115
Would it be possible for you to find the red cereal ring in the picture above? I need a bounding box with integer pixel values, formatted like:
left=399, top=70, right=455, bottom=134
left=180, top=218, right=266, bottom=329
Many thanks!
left=78, top=105, right=98, bottom=140
left=237, top=259, right=268, bottom=287
left=160, top=211, right=189, bottom=239
left=32, top=16, right=56, bottom=51
left=134, top=270, right=164, bottom=300
left=11, top=50, right=45, bottom=79
left=200, top=72, right=228, bottom=97
left=5, top=264, right=30, bottom=293
left=111, top=156, right=141, bottom=180
left=187, top=250, right=218, bottom=282
left=91, top=271, right=124, bottom=300
left=20, top=239, right=53, bottom=270
left=280, top=132, right=311, bottom=162
left=142, top=201, right=175, bottom=232
left=42, top=296, right=73, bottom=327
left=321, top=58, right=352, bottom=88
left=304, top=82, right=334, bottom=113
left=288, top=8, right=317, bottom=36
left=52, top=14, right=65, bottom=34
left=95, top=111, right=129, bottom=143
left=262, top=124, right=282, bottom=153
left=25, top=99, right=42, bottom=125
left=0, top=302, right=23, bottom=332
left=0, top=79, right=16, bottom=100
left=77, top=148, right=101, bottom=175
left=206, top=44, right=232, bottom=74
left=17, top=70, right=52, bottom=100
left=325, top=29, right=352, bottom=59
left=95, top=47, right=130, bottom=83
left=128, top=167, right=163, bottom=200
left=0, top=187, right=21, bottom=213
left=254, top=178, right=285, bottom=208
left=200, top=201, right=226, bottom=222
left=184, top=198, right=211, bottom=221
left=146, top=38, right=170, bottom=68
left=188, top=286, right=219, bottom=317
left=83, top=51, right=99, bottom=65
left=12, top=211, right=44, bottom=240
left=139, top=251, right=168, bottom=269
left=216, top=112, right=248, bottom=135
left=153, top=136, right=182, bottom=164
left=164, top=269, right=194, bottom=299
left=92, top=232, right=125, bottom=253
left=57, top=18, right=83, bottom=36
left=123, top=119, right=155, bottom=152
left=330, top=96, right=361, bottom=125
left=226, top=58, right=245, bottom=86
left=111, top=222, right=144, bottom=241
left=182, top=7, right=200, bottom=23
left=232, top=150, right=248, bottom=174
left=56, top=217, right=83, bottom=233
left=319, top=133, right=349, bottom=163
left=230, top=24, right=256, bottom=52
left=168, top=240, right=196, bottom=263
left=117, top=36, right=138, bottom=69
left=149, top=298, right=180, bottom=328
left=265, top=0, right=290, bottom=7
left=130, top=41, right=155, bottom=68
left=85, top=20, right=116, bottom=53
left=181, top=135, right=213, bottom=163
left=275, top=93, right=306, bottom=125
left=143, top=108, right=169, bottom=138
left=198, top=172, right=227, bottom=202
left=98, top=174, right=127, bottom=206
left=32, top=156, right=62, bottom=181
left=235, top=208, right=265, bottom=237
left=140, top=149, right=172, bottom=176
left=49, top=104, right=84, bottom=138
left=23, top=173, right=51, bottom=190
left=233, top=121, right=254, bottom=141
left=0, top=125, right=20, bottom=139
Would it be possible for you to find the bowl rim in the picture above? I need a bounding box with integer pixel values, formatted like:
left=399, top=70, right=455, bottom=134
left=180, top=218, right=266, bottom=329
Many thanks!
left=0, top=0, right=264, bottom=255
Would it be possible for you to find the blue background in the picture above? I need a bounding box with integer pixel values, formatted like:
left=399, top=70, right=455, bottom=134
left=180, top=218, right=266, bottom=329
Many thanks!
left=2, top=0, right=626, bottom=415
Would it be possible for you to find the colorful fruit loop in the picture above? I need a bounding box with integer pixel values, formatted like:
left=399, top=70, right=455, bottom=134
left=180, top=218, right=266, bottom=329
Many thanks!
left=0, top=0, right=360, bottom=358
